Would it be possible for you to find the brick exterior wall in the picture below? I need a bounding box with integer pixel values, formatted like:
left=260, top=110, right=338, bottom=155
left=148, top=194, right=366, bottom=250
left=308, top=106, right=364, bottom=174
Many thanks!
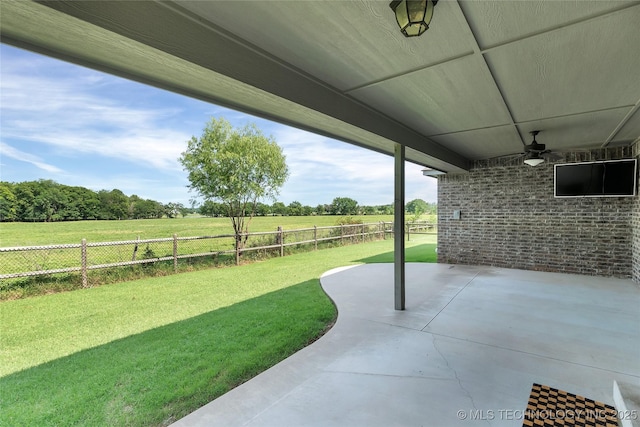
left=437, top=146, right=637, bottom=279
left=632, top=141, right=640, bottom=284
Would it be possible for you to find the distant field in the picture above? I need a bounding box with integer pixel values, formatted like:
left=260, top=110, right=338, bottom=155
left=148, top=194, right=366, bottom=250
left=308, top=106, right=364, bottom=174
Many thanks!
left=0, top=215, right=435, bottom=247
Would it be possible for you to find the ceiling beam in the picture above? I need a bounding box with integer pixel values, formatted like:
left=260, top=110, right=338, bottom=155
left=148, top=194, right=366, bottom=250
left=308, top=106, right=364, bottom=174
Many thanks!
left=454, top=1, right=523, bottom=147
left=602, top=99, right=640, bottom=147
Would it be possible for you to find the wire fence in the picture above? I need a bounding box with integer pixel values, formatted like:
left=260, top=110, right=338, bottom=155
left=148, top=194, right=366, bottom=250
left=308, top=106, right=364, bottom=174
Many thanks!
left=0, top=221, right=436, bottom=288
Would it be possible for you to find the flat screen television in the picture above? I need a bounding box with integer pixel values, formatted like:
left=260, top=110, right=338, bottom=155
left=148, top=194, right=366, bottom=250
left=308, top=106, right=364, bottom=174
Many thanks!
left=554, top=159, right=637, bottom=198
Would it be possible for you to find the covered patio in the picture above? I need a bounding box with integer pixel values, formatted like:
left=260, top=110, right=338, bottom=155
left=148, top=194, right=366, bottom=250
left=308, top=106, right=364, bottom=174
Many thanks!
left=172, top=263, right=639, bottom=426
left=2, top=2, right=638, bottom=424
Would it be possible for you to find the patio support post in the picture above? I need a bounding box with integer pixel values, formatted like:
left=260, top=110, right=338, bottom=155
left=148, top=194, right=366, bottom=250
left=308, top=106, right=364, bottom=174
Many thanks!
left=394, top=143, right=405, bottom=310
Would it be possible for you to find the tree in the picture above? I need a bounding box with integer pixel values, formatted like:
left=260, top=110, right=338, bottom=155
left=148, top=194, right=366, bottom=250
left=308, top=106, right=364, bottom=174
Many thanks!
left=135, top=199, right=164, bottom=219
left=330, top=197, right=358, bottom=215
left=98, top=189, right=129, bottom=220
left=380, top=203, right=394, bottom=215
left=406, top=199, right=428, bottom=216
left=271, top=201, right=288, bottom=216
left=178, top=205, right=191, bottom=218
left=200, top=200, right=226, bottom=217
left=0, top=182, right=17, bottom=221
left=13, top=182, right=36, bottom=221
left=68, top=186, right=100, bottom=220
left=362, top=205, right=377, bottom=215
left=287, top=201, right=303, bottom=216
left=255, top=202, right=271, bottom=216
left=165, top=202, right=185, bottom=219
left=179, top=118, right=289, bottom=249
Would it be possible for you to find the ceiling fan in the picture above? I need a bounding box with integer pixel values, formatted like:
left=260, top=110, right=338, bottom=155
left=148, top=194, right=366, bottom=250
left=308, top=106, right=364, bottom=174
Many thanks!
left=505, top=131, right=561, bottom=166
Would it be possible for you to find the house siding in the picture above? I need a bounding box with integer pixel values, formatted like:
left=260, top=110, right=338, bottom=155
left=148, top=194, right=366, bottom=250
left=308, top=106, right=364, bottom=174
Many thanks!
left=632, top=141, right=640, bottom=284
left=438, top=146, right=637, bottom=279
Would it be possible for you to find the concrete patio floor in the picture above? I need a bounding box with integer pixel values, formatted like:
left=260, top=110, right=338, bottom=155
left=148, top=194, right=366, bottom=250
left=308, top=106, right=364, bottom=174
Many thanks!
left=172, top=263, right=640, bottom=426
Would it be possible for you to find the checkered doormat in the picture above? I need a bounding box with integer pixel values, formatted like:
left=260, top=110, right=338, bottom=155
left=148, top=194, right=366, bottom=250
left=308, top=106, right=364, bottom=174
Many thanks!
left=523, top=383, right=618, bottom=427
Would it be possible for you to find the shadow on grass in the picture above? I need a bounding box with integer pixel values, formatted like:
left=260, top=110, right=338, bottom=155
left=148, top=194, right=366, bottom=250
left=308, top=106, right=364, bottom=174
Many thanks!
left=0, top=280, right=336, bottom=427
left=358, top=242, right=437, bottom=264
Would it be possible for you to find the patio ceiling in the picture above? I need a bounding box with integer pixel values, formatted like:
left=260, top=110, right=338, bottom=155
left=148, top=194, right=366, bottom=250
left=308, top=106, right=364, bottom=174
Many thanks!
left=1, top=1, right=639, bottom=173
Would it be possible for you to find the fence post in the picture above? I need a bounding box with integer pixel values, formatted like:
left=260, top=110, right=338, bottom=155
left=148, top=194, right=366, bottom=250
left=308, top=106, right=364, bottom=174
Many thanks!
left=407, top=222, right=411, bottom=241
left=362, top=224, right=365, bottom=243
left=173, top=233, right=178, bottom=272
left=314, top=225, right=318, bottom=251
left=278, top=226, right=284, bottom=257
left=235, top=233, right=240, bottom=266
left=81, top=238, right=88, bottom=288
left=132, top=235, right=140, bottom=261
left=341, top=224, right=344, bottom=245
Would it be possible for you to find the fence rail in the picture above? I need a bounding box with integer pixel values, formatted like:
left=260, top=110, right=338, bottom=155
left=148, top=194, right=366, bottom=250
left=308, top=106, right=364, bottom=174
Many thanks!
left=0, top=221, right=436, bottom=287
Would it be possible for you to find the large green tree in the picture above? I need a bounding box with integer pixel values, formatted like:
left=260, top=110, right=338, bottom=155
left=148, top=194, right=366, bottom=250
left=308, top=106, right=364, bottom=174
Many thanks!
left=330, top=197, right=358, bottom=215
left=287, top=201, right=303, bottom=216
left=179, top=118, right=289, bottom=249
left=97, top=189, right=129, bottom=220
left=0, top=182, right=17, bottom=221
left=405, top=198, right=428, bottom=216
left=271, top=201, right=288, bottom=216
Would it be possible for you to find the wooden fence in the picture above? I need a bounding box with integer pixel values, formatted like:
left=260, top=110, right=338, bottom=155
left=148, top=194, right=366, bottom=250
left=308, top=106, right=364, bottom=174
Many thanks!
left=0, top=221, right=436, bottom=287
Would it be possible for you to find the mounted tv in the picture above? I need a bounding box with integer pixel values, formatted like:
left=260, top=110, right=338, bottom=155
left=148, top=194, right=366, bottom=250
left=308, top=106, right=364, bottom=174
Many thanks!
left=554, top=159, right=637, bottom=198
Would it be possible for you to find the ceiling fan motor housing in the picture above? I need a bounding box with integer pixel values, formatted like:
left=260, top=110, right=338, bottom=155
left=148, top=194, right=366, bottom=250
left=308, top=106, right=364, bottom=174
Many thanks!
left=525, top=142, right=546, bottom=152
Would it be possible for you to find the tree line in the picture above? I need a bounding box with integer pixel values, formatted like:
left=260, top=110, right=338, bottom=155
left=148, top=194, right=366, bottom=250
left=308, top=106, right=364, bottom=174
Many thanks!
left=199, top=197, right=435, bottom=218
left=0, top=180, right=436, bottom=222
left=0, top=180, right=194, bottom=222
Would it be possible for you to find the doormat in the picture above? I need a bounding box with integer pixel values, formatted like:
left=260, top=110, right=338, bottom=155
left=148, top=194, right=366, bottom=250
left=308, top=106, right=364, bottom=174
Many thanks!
left=523, top=383, right=618, bottom=427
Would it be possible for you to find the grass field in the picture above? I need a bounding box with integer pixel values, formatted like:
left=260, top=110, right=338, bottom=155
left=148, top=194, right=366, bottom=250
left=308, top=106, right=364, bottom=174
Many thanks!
left=0, top=234, right=437, bottom=426
left=0, top=215, right=430, bottom=246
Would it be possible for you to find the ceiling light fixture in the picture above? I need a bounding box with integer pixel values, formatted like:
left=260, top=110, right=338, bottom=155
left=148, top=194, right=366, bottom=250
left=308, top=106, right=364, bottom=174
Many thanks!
left=523, top=152, right=545, bottom=167
left=422, top=168, right=446, bottom=177
left=389, top=0, right=438, bottom=37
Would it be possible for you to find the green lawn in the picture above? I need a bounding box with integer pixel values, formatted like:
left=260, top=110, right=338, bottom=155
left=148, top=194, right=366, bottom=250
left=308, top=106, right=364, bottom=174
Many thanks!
left=0, top=234, right=436, bottom=427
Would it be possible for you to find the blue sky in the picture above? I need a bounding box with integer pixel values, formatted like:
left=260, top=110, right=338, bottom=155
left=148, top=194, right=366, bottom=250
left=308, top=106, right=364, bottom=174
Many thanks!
left=0, top=44, right=437, bottom=207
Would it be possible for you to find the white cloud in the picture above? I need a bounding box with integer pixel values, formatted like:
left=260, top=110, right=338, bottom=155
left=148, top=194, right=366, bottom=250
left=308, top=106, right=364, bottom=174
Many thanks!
left=0, top=142, right=64, bottom=174
left=1, top=59, right=190, bottom=172
left=275, top=128, right=390, bottom=178
left=271, top=126, right=437, bottom=205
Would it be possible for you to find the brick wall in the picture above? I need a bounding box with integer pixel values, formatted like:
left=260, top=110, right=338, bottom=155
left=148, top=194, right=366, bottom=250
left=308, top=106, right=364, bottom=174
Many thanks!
left=633, top=141, right=640, bottom=284
left=438, top=146, right=637, bottom=278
